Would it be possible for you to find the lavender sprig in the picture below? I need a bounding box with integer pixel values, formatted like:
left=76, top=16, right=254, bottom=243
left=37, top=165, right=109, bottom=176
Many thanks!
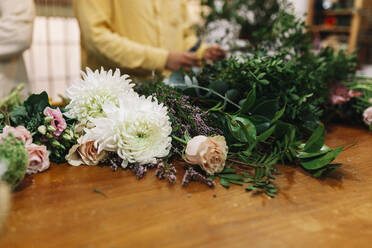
left=182, top=166, right=215, bottom=188
left=155, top=162, right=177, bottom=184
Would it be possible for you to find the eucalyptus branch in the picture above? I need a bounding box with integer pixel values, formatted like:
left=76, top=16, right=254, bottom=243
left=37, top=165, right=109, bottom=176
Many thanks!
left=172, top=84, right=241, bottom=109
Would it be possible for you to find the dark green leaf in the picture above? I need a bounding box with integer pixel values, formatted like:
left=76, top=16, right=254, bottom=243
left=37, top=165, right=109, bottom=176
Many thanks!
left=239, top=87, right=256, bottom=114
left=220, top=174, right=244, bottom=181
left=303, top=124, right=325, bottom=153
left=227, top=179, right=244, bottom=186
left=257, top=124, right=276, bottom=142
left=300, top=147, right=343, bottom=170
left=219, top=178, right=230, bottom=188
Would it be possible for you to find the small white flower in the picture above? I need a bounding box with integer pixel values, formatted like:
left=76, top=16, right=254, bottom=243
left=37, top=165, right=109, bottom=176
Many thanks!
left=83, top=94, right=172, bottom=167
left=65, top=67, right=135, bottom=122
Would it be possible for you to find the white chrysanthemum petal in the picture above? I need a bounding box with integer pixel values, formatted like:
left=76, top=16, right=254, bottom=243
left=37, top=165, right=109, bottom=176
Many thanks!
left=84, top=94, right=172, bottom=166
left=65, top=67, right=136, bottom=122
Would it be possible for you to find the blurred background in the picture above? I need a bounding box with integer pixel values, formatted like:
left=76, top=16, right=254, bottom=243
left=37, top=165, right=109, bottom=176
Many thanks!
left=25, top=0, right=372, bottom=100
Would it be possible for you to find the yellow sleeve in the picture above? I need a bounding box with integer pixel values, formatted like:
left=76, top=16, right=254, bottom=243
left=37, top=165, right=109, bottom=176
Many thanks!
left=74, top=0, right=169, bottom=71
left=181, top=0, right=209, bottom=59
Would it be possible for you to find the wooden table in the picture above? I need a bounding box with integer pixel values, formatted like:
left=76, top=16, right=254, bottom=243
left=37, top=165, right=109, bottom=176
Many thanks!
left=0, top=125, right=372, bottom=248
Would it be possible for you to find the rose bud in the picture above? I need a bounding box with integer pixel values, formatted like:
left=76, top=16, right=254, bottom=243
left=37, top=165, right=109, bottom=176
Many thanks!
left=47, top=125, right=57, bottom=133
left=38, top=125, right=47, bottom=135
left=184, top=135, right=228, bottom=175
left=44, top=116, right=53, bottom=124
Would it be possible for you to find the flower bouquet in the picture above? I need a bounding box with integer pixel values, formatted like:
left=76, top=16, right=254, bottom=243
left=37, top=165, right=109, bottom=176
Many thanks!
left=2, top=62, right=367, bottom=198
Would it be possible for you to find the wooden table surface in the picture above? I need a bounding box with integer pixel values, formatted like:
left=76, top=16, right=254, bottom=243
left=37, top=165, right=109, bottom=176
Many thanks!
left=0, top=125, right=371, bottom=248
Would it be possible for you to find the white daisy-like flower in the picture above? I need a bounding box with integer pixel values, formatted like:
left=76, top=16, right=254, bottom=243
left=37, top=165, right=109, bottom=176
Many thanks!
left=65, top=67, right=135, bottom=122
left=83, top=94, right=172, bottom=167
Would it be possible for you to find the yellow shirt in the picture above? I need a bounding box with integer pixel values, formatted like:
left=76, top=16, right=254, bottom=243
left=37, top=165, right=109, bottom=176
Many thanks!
left=74, top=0, right=207, bottom=79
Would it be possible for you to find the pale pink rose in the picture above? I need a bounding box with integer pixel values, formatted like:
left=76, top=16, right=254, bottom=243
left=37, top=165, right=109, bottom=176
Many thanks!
left=0, top=126, right=33, bottom=146
left=185, top=135, right=228, bottom=175
left=329, top=83, right=363, bottom=105
left=363, top=106, right=372, bottom=126
left=43, top=107, right=67, bottom=136
left=26, top=144, right=50, bottom=174
left=66, top=138, right=107, bottom=166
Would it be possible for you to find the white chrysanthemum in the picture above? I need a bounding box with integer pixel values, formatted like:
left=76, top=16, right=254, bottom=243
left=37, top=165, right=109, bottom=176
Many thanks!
left=65, top=67, right=135, bottom=122
left=83, top=95, right=172, bottom=167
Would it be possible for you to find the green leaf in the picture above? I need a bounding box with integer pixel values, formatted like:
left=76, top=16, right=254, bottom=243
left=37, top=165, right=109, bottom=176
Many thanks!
left=9, top=106, right=28, bottom=126
left=249, top=115, right=271, bottom=135
left=24, top=91, right=50, bottom=114
left=225, top=89, right=240, bottom=104
left=219, top=178, right=230, bottom=188
left=220, top=174, right=244, bottom=181
left=303, top=124, right=325, bottom=153
left=239, top=87, right=256, bottom=114
left=227, top=115, right=256, bottom=143
left=252, top=99, right=278, bottom=120
left=257, top=124, right=276, bottom=143
left=227, top=180, right=244, bottom=186
left=296, top=145, right=332, bottom=159
left=310, top=163, right=342, bottom=177
left=208, top=80, right=229, bottom=95
left=221, top=166, right=236, bottom=173
left=271, top=103, right=286, bottom=123
left=300, top=147, right=343, bottom=170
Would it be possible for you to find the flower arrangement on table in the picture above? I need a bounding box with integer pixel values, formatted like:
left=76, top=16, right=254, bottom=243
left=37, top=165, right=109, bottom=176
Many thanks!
left=1, top=1, right=372, bottom=199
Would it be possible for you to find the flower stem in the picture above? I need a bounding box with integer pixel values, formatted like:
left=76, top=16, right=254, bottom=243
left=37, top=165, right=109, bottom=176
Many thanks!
left=172, top=135, right=187, bottom=145
left=171, top=84, right=241, bottom=109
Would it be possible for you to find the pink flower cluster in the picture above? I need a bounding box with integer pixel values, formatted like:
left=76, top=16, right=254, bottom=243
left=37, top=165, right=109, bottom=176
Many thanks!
left=0, top=126, right=50, bottom=175
left=43, top=107, right=67, bottom=136
left=329, top=83, right=363, bottom=105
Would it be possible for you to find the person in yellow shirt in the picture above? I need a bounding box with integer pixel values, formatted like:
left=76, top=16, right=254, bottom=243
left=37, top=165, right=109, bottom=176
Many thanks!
left=73, top=0, right=225, bottom=80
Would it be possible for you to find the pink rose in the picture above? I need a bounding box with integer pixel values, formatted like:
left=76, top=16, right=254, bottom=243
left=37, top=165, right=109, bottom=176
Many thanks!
left=185, top=135, right=228, bottom=175
left=26, top=144, right=50, bottom=174
left=66, top=138, right=107, bottom=166
left=0, top=126, right=33, bottom=146
left=363, top=106, right=372, bottom=126
left=329, top=83, right=363, bottom=105
left=43, top=107, right=67, bottom=136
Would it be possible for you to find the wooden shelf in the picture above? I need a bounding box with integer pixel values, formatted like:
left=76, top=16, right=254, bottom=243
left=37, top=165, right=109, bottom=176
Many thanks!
left=307, top=0, right=372, bottom=55
left=323, top=9, right=355, bottom=15
left=311, top=25, right=350, bottom=33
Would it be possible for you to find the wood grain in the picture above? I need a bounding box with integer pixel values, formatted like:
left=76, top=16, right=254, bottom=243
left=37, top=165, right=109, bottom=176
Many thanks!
left=0, top=125, right=372, bottom=248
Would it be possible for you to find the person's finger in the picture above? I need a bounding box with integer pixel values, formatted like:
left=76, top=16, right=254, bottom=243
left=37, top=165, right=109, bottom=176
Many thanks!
left=184, top=54, right=200, bottom=66
left=185, top=53, right=199, bottom=63
left=212, top=48, right=225, bottom=57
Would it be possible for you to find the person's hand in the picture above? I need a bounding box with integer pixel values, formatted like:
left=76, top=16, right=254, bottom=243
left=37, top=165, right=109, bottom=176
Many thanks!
left=166, top=52, right=200, bottom=72
left=203, top=45, right=226, bottom=63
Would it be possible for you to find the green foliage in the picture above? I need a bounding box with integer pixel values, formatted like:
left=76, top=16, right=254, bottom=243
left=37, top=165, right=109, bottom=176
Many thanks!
left=0, top=134, right=28, bottom=190
left=9, top=92, right=50, bottom=133
left=165, top=49, right=351, bottom=196
left=4, top=92, right=78, bottom=163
